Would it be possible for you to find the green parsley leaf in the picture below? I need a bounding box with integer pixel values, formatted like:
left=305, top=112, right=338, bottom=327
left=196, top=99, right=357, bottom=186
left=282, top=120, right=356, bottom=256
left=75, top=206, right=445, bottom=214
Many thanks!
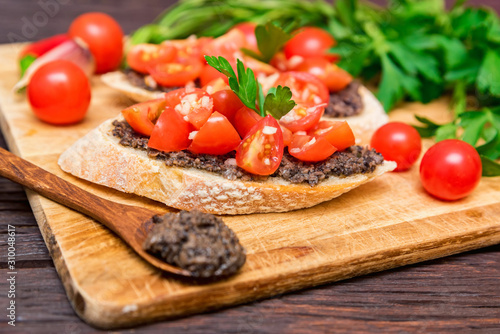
left=263, top=85, right=296, bottom=120
left=205, top=56, right=258, bottom=112
left=241, top=22, right=292, bottom=63
left=477, top=50, right=500, bottom=97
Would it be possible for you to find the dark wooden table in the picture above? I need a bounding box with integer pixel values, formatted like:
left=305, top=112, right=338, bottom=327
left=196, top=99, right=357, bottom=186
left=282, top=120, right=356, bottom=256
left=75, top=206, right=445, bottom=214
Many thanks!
left=1, top=1, right=500, bottom=332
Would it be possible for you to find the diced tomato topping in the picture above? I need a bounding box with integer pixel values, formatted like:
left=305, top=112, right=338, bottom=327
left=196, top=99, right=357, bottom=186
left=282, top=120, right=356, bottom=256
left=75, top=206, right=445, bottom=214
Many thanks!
left=275, top=71, right=329, bottom=105
left=233, top=106, right=263, bottom=138
left=280, top=125, right=293, bottom=147
left=212, top=89, right=244, bottom=123
left=279, top=103, right=325, bottom=133
left=308, top=120, right=355, bottom=151
left=295, top=57, right=352, bottom=92
left=164, top=88, right=214, bottom=130
left=148, top=106, right=194, bottom=152
left=121, top=98, right=166, bottom=136
left=288, top=134, right=337, bottom=162
left=236, top=115, right=284, bottom=175
left=148, top=57, right=203, bottom=87
left=231, top=22, right=258, bottom=52
left=188, top=112, right=241, bottom=155
left=127, top=44, right=177, bottom=74
left=199, top=64, right=230, bottom=87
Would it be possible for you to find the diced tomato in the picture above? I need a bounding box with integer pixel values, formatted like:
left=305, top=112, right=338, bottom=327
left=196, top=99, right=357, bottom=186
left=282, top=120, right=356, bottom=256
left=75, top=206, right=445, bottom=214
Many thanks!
left=199, top=64, right=229, bottom=87
left=288, top=134, right=337, bottom=162
left=148, top=57, right=203, bottom=87
left=236, top=115, right=284, bottom=175
left=309, top=120, right=355, bottom=151
left=280, top=125, right=293, bottom=147
left=295, top=57, right=352, bottom=92
left=162, top=36, right=212, bottom=62
left=163, top=88, right=214, bottom=129
left=233, top=106, right=263, bottom=138
left=148, top=107, right=194, bottom=152
left=121, top=98, right=166, bottom=136
left=231, top=22, right=258, bottom=52
left=203, top=78, right=230, bottom=95
left=127, top=43, right=177, bottom=74
left=188, top=112, right=241, bottom=155
left=279, top=103, right=325, bottom=133
left=212, top=90, right=244, bottom=123
left=202, top=29, right=246, bottom=61
left=20, top=34, right=70, bottom=59
left=275, top=71, right=329, bottom=105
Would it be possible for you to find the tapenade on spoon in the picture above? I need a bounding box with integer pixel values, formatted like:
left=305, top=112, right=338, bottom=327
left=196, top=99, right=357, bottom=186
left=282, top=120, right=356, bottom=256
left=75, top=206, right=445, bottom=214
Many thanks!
left=0, top=147, right=245, bottom=279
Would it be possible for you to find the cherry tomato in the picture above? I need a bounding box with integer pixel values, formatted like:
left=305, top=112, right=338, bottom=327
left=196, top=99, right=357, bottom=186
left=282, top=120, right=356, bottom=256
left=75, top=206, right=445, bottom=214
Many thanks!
left=295, top=57, right=352, bottom=92
left=279, top=103, right=325, bottom=133
left=69, top=12, right=124, bottom=74
left=288, top=134, right=337, bottom=162
left=231, top=22, right=258, bottom=52
left=233, top=106, right=263, bottom=138
left=420, top=139, right=482, bottom=201
left=370, top=122, right=422, bottom=172
left=164, top=88, right=214, bottom=130
left=199, top=64, right=229, bottom=87
left=309, top=120, right=355, bottom=151
left=121, top=98, right=166, bottom=136
left=212, top=89, right=244, bottom=123
left=148, top=107, right=193, bottom=153
left=275, top=71, right=329, bottom=105
left=284, top=27, right=336, bottom=61
left=127, top=44, right=176, bottom=74
left=236, top=115, right=284, bottom=175
left=27, top=60, right=91, bottom=125
left=189, top=112, right=241, bottom=155
left=148, top=57, right=203, bottom=87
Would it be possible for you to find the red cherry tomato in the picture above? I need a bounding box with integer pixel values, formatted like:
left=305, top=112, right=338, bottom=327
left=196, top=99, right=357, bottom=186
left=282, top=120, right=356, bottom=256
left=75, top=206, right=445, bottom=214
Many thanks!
left=309, top=120, right=355, bottom=151
left=127, top=44, right=177, bottom=74
left=420, top=139, right=482, bottom=201
left=188, top=112, right=241, bottom=155
left=295, top=57, right=352, bottom=92
left=121, top=98, right=167, bottom=136
left=236, top=115, right=284, bottom=175
left=148, top=57, right=203, bottom=87
left=69, top=12, right=124, bottom=74
left=148, top=107, right=193, bottom=153
left=212, top=89, right=244, bottom=123
left=279, top=103, right=325, bottom=133
left=27, top=60, right=91, bottom=125
left=233, top=106, right=263, bottom=138
left=370, top=122, right=422, bottom=172
left=275, top=71, right=329, bottom=105
left=284, top=27, right=336, bottom=61
left=231, top=22, right=258, bottom=52
left=288, top=134, right=337, bottom=162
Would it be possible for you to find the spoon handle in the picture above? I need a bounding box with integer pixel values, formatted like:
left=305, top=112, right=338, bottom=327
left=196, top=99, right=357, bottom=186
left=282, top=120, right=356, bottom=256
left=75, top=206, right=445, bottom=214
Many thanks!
left=0, top=147, right=154, bottom=237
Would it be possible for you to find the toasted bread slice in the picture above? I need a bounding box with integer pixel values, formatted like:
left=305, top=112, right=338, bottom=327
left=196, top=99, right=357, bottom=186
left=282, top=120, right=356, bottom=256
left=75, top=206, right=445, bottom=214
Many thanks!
left=58, top=116, right=396, bottom=215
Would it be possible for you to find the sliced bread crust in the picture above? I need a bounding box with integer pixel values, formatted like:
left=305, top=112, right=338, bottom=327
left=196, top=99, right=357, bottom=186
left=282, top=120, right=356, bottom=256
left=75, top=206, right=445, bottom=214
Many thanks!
left=58, top=117, right=396, bottom=215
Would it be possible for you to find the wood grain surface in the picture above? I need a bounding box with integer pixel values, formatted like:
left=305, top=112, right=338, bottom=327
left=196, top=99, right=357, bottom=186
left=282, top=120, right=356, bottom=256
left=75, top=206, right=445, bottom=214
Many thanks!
left=1, top=1, right=500, bottom=333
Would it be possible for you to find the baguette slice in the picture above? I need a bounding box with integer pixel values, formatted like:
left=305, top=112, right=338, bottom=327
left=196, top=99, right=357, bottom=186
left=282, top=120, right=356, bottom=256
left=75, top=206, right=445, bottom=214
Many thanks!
left=101, top=72, right=388, bottom=144
left=58, top=116, right=396, bottom=215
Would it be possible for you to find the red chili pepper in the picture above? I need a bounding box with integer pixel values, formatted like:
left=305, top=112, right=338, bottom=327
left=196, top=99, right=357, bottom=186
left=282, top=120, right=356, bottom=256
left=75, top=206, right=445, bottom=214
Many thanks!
left=19, top=34, right=71, bottom=59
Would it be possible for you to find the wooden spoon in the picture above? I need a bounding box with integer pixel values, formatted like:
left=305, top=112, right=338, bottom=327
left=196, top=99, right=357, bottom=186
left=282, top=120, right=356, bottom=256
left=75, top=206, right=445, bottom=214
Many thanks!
left=0, top=147, right=192, bottom=277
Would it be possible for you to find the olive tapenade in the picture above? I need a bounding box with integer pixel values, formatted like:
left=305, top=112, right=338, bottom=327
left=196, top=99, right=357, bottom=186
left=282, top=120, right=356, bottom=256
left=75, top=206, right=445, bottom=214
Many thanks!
left=324, top=82, right=364, bottom=118
left=112, top=120, right=384, bottom=186
left=143, top=210, right=246, bottom=278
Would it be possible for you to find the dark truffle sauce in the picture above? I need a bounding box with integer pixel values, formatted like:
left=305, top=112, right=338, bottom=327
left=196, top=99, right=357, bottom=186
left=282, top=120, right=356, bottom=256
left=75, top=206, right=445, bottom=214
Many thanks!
left=143, top=210, right=246, bottom=278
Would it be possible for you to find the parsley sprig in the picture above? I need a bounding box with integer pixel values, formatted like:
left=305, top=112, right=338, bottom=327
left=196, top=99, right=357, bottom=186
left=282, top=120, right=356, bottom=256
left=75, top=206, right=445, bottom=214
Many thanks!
left=205, top=55, right=295, bottom=120
left=241, top=22, right=293, bottom=64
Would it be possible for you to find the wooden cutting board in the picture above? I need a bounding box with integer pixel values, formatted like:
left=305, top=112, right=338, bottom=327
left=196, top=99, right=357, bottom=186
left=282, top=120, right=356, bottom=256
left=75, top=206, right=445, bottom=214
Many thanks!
left=1, top=43, right=499, bottom=329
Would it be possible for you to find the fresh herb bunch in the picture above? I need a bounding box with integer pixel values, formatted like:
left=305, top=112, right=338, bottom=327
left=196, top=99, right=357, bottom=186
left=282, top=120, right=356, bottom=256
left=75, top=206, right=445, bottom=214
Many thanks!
left=328, top=0, right=500, bottom=175
left=205, top=56, right=296, bottom=119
